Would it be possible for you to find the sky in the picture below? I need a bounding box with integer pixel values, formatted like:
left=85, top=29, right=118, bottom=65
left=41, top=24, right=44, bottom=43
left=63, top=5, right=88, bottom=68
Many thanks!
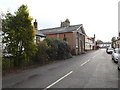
left=0, top=0, right=119, bottom=42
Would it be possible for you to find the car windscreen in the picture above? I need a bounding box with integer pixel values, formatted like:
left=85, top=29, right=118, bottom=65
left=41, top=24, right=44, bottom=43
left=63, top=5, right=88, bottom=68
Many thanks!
left=115, top=49, right=120, bottom=54
left=108, top=48, right=113, bottom=50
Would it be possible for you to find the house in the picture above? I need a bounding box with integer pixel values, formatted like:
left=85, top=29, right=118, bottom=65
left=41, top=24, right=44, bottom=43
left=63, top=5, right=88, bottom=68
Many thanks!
left=115, top=30, right=120, bottom=48
left=85, top=35, right=96, bottom=51
left=33, top=19, right=46, bottom=43
left=37, top=19, right=86, bottom=55
left=97, top=42, right=111, bottom=48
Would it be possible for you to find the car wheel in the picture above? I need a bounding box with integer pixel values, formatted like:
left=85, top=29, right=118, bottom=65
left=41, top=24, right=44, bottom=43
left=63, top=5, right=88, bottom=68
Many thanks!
left=114, top=60, right=118, bottom=63
left=112, top=57, right=113, bottom=60
left=118, top=66, right=120, bottom=71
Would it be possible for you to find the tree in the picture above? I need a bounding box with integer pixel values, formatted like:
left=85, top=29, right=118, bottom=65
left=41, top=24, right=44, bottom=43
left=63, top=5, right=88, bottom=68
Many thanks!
left=2, top=5, right=37, bottom=66
left=111, top=37, right=116, bottom=48
left=96, top=40, right=103, bottom=44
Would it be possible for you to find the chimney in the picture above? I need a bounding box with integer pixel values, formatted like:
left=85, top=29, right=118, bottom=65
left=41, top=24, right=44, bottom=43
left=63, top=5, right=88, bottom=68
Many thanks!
left=34, top=19, right=38, bottom=30
left=93, top=34, right=95, bottom=43
left=61, top=19, right=70, bottom=27
left=94, top=34, right=95, bottom=39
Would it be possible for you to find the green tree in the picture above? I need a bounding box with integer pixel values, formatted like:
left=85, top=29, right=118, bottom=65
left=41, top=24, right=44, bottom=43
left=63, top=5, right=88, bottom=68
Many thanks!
left=2, top=5, right=37, bottom=67
left=111, top=37, right=116, bottom=48
left=96, top=40, right=103, bottom=44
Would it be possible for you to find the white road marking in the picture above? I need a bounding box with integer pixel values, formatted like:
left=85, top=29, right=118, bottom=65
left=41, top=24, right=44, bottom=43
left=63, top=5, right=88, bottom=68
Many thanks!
left=44, top=51, right=100, bottom=89
left=92, top=55, right=96, bottom=58
left=43, top=71, right=73, bottom=90
left=92, top=53, right=100, bottom=59
left=80, top=53, right=100, bottom=67
left=81, top=59, right=90, bottom=66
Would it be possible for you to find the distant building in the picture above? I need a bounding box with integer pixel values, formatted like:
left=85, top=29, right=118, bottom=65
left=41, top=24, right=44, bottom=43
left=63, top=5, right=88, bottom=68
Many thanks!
left=97, top=42, right=111, bottom=48
left=37, top=19, right=86, bottom=55
left=85, top=34, right=96, bottom=51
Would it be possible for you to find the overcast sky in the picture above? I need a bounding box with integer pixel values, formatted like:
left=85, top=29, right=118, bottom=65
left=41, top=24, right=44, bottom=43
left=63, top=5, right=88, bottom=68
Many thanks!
left=0, top=0, right=119, bottom=42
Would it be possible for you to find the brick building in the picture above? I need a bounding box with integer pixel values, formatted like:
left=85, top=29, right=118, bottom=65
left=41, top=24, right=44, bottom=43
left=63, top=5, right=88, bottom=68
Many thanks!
left=37, top=19, right=86, bottom=55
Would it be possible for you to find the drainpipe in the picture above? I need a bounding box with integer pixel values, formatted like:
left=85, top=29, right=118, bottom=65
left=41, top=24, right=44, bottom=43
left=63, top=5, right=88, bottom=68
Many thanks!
left=77, top=32, right=80, bottom=55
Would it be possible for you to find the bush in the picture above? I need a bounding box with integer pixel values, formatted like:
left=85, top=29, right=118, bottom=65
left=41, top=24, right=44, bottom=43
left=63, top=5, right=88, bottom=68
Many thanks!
left=2, top=57, right=14, bottom=71
left=44, top=38, right=58, bottom=61
left=2, top=38, right=72, bottom=71
left=2, top=54, right=34, bottom=71
left=44, top=37, right=72, bottom=60
left=35, top=41, right=49, bottom=64
left=57, top=40, right=72, bottom=59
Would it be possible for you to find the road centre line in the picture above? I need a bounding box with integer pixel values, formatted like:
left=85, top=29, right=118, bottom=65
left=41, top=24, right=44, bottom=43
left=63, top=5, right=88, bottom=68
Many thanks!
left=80, top=59, right=90, bottom=66
left=44, top=51, right=99, bottom=89
left=81, top=50, right=99, bottom=60
left=92, top=55, right=97, bottom=58
left=80, top=53, right=100, bottom=67
left=43, top=71, right=73, bottom=90
left=92, top=53, right=100, bottom=59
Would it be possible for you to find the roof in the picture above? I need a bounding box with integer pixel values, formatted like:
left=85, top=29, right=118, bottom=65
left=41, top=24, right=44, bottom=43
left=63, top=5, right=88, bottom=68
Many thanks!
left=37, top=24, right=86, bottom=35
left=36, top=30, right=45, bottom=37
left=97, top=42, right=111, bottom=44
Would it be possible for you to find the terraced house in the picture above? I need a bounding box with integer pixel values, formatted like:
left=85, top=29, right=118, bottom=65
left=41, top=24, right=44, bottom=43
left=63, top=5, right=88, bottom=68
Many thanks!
left=35, top=19, right=86, bottom=55
left=85, top=34, right=96, bottom=51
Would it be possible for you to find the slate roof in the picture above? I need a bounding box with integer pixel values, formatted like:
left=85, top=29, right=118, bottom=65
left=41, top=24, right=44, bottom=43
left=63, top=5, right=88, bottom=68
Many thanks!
left=36, top=30, right=45, bottom=37
left=37, top=24, right=86, bottom=35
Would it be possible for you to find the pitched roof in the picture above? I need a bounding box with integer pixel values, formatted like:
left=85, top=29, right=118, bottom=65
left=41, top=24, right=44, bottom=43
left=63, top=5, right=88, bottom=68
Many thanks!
left=37, top=24, right=86, bottom=35
left=36, top=30, right=45, bottom=37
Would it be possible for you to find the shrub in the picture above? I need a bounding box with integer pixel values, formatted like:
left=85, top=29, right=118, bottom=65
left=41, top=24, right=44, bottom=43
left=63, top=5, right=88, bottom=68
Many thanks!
left=44, top=37, right=72, bottom=60
left=44, top=38, right=58, bottom=61
left=57, top=40, right=72, bottom=59
left=35, top=41, right=49, bottom=64
left=2, top=57, right=14, bottom=71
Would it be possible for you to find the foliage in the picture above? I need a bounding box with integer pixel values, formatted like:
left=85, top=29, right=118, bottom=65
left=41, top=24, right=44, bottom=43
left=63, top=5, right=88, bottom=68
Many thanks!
left=35, top=41, right=49, bottom=64
left=96, top=40, right=103, bottom=44
left=57, top=40, right=71, bottom=59
left=44, top=37, right=72, bottom=60
left=44, top=38, right=58, bottom=60
left=111, top=37, right=116, bottom=42
left=2, top=5, right=37, bottom=67
left=2, top=57, right=14, bottom=71
left=111, top=37, right=116, bottom=48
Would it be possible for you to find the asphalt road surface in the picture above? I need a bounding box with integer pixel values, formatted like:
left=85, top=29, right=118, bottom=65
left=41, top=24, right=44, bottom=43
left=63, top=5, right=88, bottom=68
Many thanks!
left=2, top=49, right=120, bottom=89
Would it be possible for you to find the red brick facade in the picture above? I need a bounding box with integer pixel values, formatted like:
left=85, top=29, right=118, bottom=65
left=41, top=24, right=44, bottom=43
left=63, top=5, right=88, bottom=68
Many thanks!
left=46, top=33, right=74, bottom=49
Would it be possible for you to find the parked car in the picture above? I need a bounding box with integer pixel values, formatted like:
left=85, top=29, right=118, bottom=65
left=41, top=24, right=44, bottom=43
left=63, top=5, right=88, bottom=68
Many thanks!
left=118, top=55, right=120, bottom=71
left=106, top=48, right=114, bottom=54
left=112, top=48, right=120, bottom=63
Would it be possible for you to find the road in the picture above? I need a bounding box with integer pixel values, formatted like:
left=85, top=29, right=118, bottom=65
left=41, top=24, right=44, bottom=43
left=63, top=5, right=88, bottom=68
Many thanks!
left=2, top=49, right=120, bottom=89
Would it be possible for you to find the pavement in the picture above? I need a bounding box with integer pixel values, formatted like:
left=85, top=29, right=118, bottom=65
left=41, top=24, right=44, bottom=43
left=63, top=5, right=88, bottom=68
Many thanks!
left=2, top=49, right=119, bottom=89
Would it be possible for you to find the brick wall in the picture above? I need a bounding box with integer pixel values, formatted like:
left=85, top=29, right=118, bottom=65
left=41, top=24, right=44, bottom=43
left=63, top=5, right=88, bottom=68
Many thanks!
left=46, top=34, right=57, bottom=38
left=46, top=32, right=74, bottom=50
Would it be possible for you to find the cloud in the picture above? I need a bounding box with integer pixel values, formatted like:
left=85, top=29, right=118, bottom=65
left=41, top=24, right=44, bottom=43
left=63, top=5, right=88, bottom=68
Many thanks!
left=0, top=0, right=119, bottom=42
